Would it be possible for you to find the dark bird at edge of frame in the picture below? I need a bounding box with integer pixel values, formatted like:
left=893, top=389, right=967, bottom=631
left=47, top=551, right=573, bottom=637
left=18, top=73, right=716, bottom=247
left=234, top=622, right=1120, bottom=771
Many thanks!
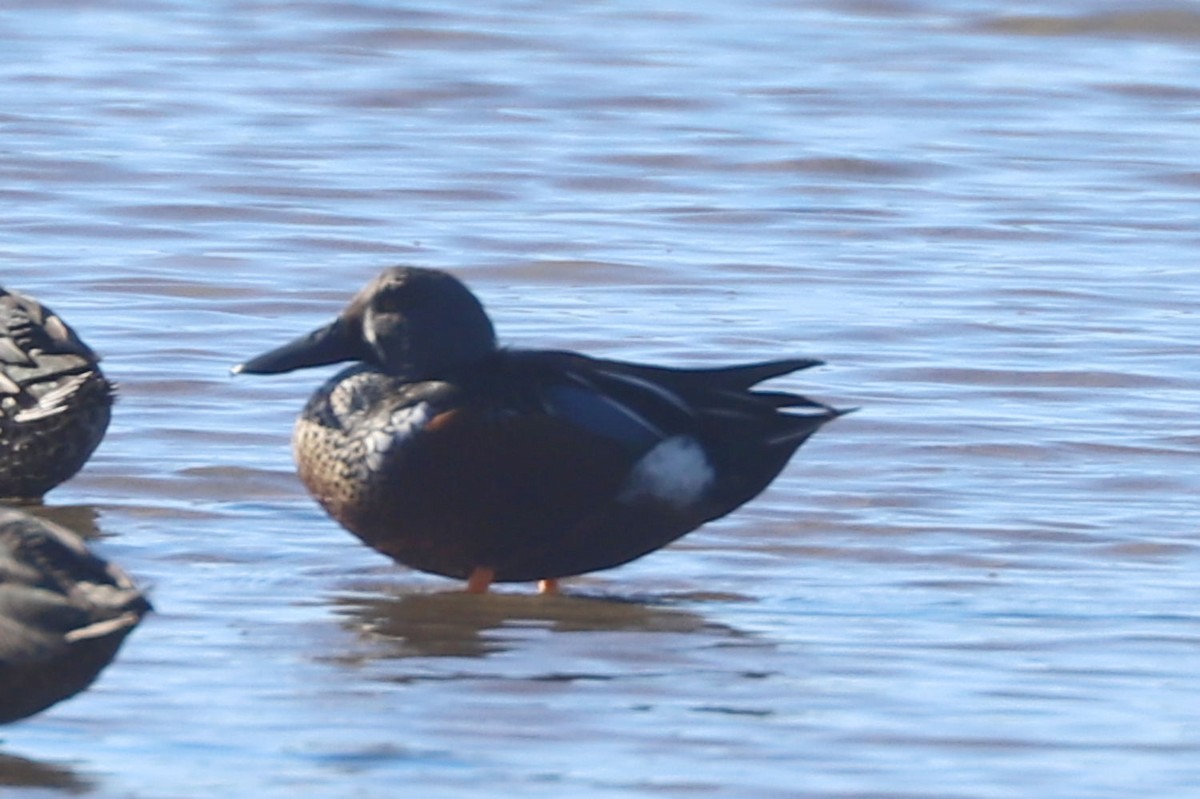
left=0, top=507, right=151, bottom=724
left=0, top=287, right=115, bottom=502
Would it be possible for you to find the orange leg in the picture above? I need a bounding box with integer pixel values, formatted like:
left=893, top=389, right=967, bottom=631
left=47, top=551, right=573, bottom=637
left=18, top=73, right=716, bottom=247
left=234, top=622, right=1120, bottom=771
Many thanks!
left=466, top=566, right=495, bottom=594
left=537, top=578, right=560, bottom=596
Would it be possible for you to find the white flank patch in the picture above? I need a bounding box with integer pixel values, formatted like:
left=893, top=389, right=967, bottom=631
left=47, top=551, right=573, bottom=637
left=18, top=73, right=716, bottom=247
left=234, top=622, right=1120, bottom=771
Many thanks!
left=618, top=436, right=715, bottom=508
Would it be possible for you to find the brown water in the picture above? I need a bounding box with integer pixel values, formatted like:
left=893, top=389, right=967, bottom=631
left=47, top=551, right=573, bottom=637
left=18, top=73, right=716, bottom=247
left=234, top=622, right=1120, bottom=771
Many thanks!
left=2, top=1, right=1199, bottom=797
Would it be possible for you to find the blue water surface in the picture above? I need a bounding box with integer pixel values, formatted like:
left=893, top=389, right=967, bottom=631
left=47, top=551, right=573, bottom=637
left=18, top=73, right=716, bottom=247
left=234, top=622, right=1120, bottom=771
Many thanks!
left=2, top=1, right=1199, bottom=797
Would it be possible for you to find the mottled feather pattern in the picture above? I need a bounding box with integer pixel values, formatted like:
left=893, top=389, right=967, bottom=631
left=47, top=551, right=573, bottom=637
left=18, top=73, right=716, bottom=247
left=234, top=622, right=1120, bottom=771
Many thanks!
left=0, top=288, right=115, bottom=500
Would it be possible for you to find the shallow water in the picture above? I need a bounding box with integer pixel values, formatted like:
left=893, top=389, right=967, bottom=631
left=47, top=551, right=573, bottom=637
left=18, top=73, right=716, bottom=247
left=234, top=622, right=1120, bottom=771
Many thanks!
left=2, top=1, right=1199, bottom=797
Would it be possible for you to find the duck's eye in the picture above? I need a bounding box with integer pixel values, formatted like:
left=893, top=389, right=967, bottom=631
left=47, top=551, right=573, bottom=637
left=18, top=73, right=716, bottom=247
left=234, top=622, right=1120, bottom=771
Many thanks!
left=373, top=290, right=405, bottom=314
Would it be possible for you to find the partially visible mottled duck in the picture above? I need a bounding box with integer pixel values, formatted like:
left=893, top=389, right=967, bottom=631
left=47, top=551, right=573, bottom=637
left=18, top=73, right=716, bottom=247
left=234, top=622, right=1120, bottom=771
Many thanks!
left=0, top=507, right=150, bottom=723
left=0, top=288, right=115, bottom=501
left=235, top=267, right=846, bottom=594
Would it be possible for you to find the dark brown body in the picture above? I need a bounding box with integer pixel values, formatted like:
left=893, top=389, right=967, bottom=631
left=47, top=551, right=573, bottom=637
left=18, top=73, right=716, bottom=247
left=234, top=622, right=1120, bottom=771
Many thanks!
left=291, top=357, right=831, bottom=583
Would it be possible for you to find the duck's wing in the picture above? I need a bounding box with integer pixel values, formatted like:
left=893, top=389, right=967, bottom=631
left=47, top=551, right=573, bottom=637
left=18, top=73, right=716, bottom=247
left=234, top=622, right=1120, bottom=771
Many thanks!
left=497, top=350, right=840, bottom=455
left=0, top=288, right=101, bottom=365
left=0, top=509, right=150, bottom=655
left=0, top=288, right=112, bottom=422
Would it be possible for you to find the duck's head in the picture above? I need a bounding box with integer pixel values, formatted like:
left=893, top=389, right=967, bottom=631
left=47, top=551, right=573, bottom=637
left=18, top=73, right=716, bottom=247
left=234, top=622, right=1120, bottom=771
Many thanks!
left=234, top=267, right=497, bottom=379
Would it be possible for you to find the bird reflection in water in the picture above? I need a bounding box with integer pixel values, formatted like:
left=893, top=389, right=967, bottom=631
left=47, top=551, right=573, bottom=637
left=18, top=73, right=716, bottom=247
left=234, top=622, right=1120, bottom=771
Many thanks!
left=0, top=753, right=91, bottom=793
left=327, top=587, right=749, bottom=662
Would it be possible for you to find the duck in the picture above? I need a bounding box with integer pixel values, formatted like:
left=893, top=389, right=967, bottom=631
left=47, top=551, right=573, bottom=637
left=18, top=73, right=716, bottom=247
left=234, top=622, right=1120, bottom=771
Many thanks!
left=0, top=507, right=151, bottom=724
left=235, top=266, right=845, bottom=594
left=0, top=287, right=115, bottom=501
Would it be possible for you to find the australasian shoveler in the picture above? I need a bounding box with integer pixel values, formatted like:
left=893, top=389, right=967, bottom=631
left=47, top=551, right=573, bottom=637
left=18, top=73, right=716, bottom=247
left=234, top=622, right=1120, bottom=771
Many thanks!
left=0, top=507, right=150, bottom=723
left=235, top=267, right=847, bottom=594
left=0, top=288, right=115, bottom=501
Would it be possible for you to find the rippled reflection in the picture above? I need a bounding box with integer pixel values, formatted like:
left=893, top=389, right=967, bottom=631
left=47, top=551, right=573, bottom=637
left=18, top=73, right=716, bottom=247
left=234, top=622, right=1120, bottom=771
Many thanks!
left=0, top=752, right=90, bottom=793
left=21, top=504, right=104, bottom=540
left=328, top=588, right=741, bottom=662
